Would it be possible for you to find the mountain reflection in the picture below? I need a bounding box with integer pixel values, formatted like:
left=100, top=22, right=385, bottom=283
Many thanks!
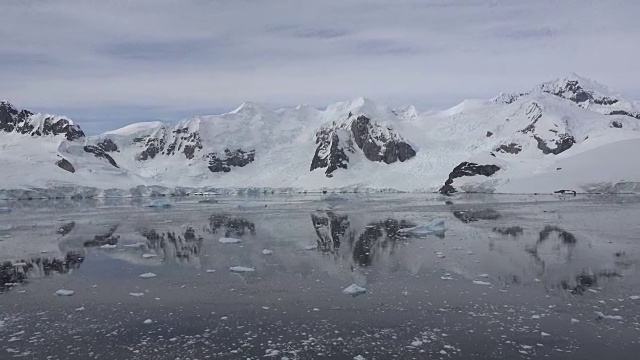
left=1, top=252, right=84, bottom=293
left=141, top=227, right=203, bottom=264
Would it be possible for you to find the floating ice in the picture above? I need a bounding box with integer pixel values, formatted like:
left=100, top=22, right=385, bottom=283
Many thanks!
left=595, top=312, right=623, bottom=320
left=198, top=199, right=218, bottom=204
left=541, top=332, right=551, bottom=337
left=123, top=243, right=145, bottom=248
left=353, top=356, right=366, bottom=360
left=75, top=306, right=85, bottom=311
left=206, top=269, right=216, bottom=273
left=100, top=244, right=117, bottom=249
left=55, top=289, right=74, bottom=296
left=262, top=249, right=274, bottom=255
left=399, top=220, right=446, bottom=237
left=473, top=280, right=491, bottom=286
left=143, top=319, right=153, bottom=324
left=146, top=199, right=171, bottom=208
left=435, top=252, right=446, bottom=258
left=477, top=274, right=490, bottom=278
left=0, top=207, right=10, bottom=214
left=129, top=292, right=145, bottom=297
left=142, top=253, right=158, bottom=259
left=139, top=272, right=157, bottom=278
left=12, top=262, right=27, bottom=267
left=219, top=237, right=242, bottom=244
left=343, top=284, right=367, bottom=297
left=0, top=224, right=12, bottom=231
left=630, top=295, right=640, bottom=300
left=229, top=266, right=255, bottom=273
left=571, top=318, right=580, bottom=323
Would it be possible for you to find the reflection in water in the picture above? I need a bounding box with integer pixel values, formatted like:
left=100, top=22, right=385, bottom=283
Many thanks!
left=141, top=227, right=203, bottom=264
left=207, top=213, right=256, bottom=237
left=311, top=212, right=351, bottom=253
left=492, top=226, right=524, bottom=237
left=57, top=221, right=76, bottom=236
left=538, top=225, right=577, bottom=245
left=525, top=225, right=577, bottom=266
left=453, top=209, right=500, bottom=223
left=1, top=252, right=84, bottom=293
left=84, top=225, right=119, bottom=247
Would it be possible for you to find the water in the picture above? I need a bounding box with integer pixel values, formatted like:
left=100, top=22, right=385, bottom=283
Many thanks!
left=1, top=194, right=639, bottom=359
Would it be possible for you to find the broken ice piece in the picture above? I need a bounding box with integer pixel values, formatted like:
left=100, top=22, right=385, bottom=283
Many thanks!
left=473, top=280, right=491, bottom=286
left=100, top=244, right=117, bottom=249
left=142, top=253, right=157, bottom=259
left=435, top=252, right=446, bottom=258
left=129, top=292, right=145, bottom=297
left=229, top=266, right=255, bottom=273
left=262, top=249, right=274, bottom=255
left=143, top=319, right=153, bottom=324
left=55, top=289, right=74, bottom=296
left=219, top=237, right=242, bottom=244
left=343, top=284, right=367, bottom=297
left=139, top=272, right=157, bottom=278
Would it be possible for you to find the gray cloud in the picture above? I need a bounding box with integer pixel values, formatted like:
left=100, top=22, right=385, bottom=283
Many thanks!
left=1, top=0, right=639, bottom=133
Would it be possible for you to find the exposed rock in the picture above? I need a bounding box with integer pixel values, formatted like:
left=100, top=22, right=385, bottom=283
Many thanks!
left=55, top=158, right=75, bottom=173
left=439, top=162, right=501, bottom=194
left=495, top=142, right=522, bottom=154
left=137, top=134, right=166, bottom=161
left=534, top=134, right=575, bottom=155
left=83, top=145, right=120, bottom=168
left=541, top=79, right=619, bottom=105
left=554, top=189, right=577, bottom=196
left=608, top=110, right=640, bottom=120
left=0, top=101, right=85, bottom=140
left=520, top=102, right=543, bottom=134
left=206, top=149, right=255, bottom=173
left=96, top=138, right=119, bottom=152
left=350, top=115, right=416, bottom=164
left=57, top=221, right=76, bottom=236
left=310, top=129, right=350, bottom=177
left=486, top=131, right=493, bottom=137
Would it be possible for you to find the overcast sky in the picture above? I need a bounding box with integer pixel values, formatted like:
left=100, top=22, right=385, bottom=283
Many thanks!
left=2, top=0, right=639, bottom=134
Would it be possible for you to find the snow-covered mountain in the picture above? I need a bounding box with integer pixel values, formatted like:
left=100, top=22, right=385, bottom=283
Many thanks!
left=1, top=74, right=640, bottom=198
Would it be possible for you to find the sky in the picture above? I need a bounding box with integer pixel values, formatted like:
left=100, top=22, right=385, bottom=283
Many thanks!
left=2, top=0, right=639, bottom=134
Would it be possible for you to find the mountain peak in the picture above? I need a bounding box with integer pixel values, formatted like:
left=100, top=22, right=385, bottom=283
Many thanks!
left=228, top=101, right=270, bottom=115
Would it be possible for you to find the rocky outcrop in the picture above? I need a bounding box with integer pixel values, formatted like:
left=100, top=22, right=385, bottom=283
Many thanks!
left=440, top=162, right=501, bottom=194
left=0, top=101, right=85, bottom=141
left=534, top=134, right=575, bottom=155
left=311, top=114, right=416, bottom=177
left=608, top=110, right=640, bottom=120
left=55, top=158, right=75, bottom=173
left=96, top=138, right=119, bottom=152
left=495, top=143, right=522, bottom=154
left=206, top=149, right=255, bottom=173
left=83, top=145, right=119, bottom=168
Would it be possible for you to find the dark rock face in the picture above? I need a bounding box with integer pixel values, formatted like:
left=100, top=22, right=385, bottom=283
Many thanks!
left=206, top=149, right=255, bottom=173
left=310, top=129, right=350, bottom=177
left=55, top=158, right=75, bottom=173
left=543, top=80, right=619, bottom=105
left=83, top=145, right=120, bottom=168
left=486, top=131, right=493, bottom=137
left=164, top=127, right=204, bottom=160
left=311, top=115, right=416, bottom=177
left=608, top=110, right=640, bottom=120
left=610, top=120, right=623, bottom=128
left=534, top=134, right=575, bottom=155
left=496, top=143, right=522, bottom=154
left=453, top=209, right=501, bottom=223
left=439, top=162, right=501, bottom=194
left=0, top=101, right=85, bottom=140
left=96, top=138, right=119, bottom=152
left=137, top=135, right=166, bottom=161
left=351, top=116, right=416, bottom=164
left=520, top=102, right=543, bottom=134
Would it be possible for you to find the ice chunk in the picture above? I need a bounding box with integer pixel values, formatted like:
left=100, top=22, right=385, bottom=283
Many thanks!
left=630, top=295, right=640, bottom=300
left=571, top=318, right=580, bottom=323
left=473, top=280, right=491, bottom=286
left=143, top=319, right=153, bottom=324
left=541, top=332, right=551, bottom=337
left=12, top=262, right=27, bottom=267
left=477, top=274, right=490, bottom=278
left=146, top=199, right=171, bottom=208
left=142, top=253, right=157, bottom=259
left=343, top=284, right=367, bottom=297
left=100, top=244, right=117, bottom=249
left=353, top=356, right=366, bottom=360
left=435, top=252, right=446, bottom=258
left=595, top=312, right=623, bottom=320
left=123, top=243, right=145, bottom=248
left=262, top=249, right=274, bottom=255
left=219, top=237, right=242, bottom=244
left=399, top=220, right=446, bottom=237
left=229, top=266, right=255, bottom=273
left=139, top=272, right=157, bottom=278
left=129, top=292, right=145, bottom=297
left=55, top=289, right=74, bottom=296
left=0, top=224, right=12, bottom=231
left=206, top=269, right=216, bottom=273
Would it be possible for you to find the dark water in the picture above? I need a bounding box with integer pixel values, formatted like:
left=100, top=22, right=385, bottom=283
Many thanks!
left=1, top=194, right=639, bottom=359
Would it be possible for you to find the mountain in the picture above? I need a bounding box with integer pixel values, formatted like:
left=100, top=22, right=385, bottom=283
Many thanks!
left=1, top=75, right=639, bottom=198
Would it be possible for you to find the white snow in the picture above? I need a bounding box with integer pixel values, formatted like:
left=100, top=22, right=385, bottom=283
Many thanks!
left=55, top=289, right=74, bottom=296
left=219, top=237, right=242, bottom=244
left=139, top=272, right=157, bottom=278
left=343, top=284, right=367, bottom=296
left=229, top=266, right=255, bottom=273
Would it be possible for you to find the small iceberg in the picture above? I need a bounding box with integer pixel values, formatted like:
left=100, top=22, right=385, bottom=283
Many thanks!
left=473, top=280, right=491, bottom=286
left=139, top=272, right=157, bottom=278
left=142, top=253, right=158, bottom=259
left=399, top=220, right=446, bottom=237
left=229, top=266, right=255, bottom=273
left=219, top=237, right=242, bottom=244
left=261, top=249, right=274, bottom=255
left=55, top=289, right=75, bottom=296
left=343, top=284, right=367, bottom=297
left=147, top=199, right=172, bottom=208
left=123, top=243, right=145, bottom=248
left=100, top=244, right=117, bottom=249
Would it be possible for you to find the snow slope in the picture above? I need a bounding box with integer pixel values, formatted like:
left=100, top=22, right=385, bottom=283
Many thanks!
left=1, top=75, right=640, bottom=197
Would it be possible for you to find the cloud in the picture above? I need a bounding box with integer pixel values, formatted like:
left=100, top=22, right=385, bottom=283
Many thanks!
left=1, top=0, right=639, bottom=133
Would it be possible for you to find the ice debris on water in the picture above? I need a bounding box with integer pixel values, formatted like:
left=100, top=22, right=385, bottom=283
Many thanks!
left=143, top=319, right=153, bottom=324
left=123, top=243, right=145, bottom=248
left=142, top=253, right=157, bottom=259
left=343, top=284, right=367, bottom=297
left=541, top=332, right=551, bottom=337
left=0, top=207, right=11, bottom=214
left=353, top=356, right=366, bottom=360
left=146, top=199, right=171, bottom=208
left=595, top=312, right=623, bottom=320
left=139, top=272, right=157, bottom=278
left=473, top=280, right=491, bottom=286
left=229, top=266, right=255, bottom=273
left=219, top=237, right=242, bottom=244
left=262, top=249, right=274, bottom=255
left=99, top=244, right=117, bottom=249
left=129, top=292, right=145, bottom=297
left=55, top=289, right=74, bottom=296
left=206, top=269, right=216, bottom=273
left=435, top=252, right=446, bottom=258
left=0, top=224, right=12, bottom=231
left=399, top=220, right=446, bottom=237
left=630, top=295, right=640, bottom=300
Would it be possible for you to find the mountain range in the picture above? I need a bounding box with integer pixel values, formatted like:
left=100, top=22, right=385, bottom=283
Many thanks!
left=1, top=73, right=639, bottom=198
